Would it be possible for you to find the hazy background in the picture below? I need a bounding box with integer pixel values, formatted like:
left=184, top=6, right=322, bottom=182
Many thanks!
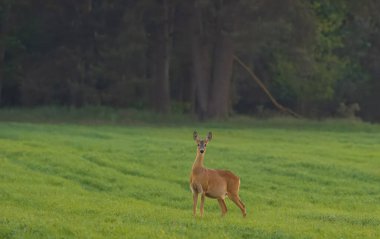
left=1, top=0, right=379, bottom=121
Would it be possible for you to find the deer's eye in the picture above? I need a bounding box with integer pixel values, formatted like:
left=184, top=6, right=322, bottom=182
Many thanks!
left=197, top=144, right=199, bottom=146
left=204, top=144, right=207, bottom=147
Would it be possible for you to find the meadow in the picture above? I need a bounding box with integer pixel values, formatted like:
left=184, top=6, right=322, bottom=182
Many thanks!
left=0, top=112, right=379, bottom=238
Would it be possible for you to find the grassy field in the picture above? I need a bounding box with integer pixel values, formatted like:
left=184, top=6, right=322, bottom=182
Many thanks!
left=0, top=117, right=379, bottom=238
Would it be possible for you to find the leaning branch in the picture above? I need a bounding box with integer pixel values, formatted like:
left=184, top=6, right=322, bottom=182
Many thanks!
left=233, top=55, right=302, bottom=118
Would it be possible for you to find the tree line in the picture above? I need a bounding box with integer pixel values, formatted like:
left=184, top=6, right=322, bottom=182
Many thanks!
left=1, top=0, right=379, bottom=121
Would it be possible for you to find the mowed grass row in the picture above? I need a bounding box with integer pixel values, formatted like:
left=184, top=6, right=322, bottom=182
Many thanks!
left=0, top=121, right=379, bottom=238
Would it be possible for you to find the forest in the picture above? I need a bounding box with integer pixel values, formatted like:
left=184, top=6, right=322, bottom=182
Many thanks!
left=0, top=0, right=379, bottom=121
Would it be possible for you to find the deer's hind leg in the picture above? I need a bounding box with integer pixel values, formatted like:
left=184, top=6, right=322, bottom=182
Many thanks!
left=217, top=198, right=227, bottom=216
left=229, top=194, right=246, bottom=217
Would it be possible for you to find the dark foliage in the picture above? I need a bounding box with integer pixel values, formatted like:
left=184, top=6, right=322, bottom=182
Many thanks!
left=0, top=0, right=379, bottom=121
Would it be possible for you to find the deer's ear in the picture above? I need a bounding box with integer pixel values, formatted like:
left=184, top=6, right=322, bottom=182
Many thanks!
left=206, top=131, right=212, bottom=142
left=193, top=131, right=199, bottom=141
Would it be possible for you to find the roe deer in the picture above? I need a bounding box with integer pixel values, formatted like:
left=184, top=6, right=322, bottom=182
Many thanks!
left=189, top=131, right=247, bottom=217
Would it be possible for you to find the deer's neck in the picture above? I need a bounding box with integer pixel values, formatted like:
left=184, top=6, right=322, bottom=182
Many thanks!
left=192, top=151, right=205, bottom=169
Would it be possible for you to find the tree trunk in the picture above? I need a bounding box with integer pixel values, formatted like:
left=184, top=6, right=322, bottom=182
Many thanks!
left=189, top=0, right=235, bottom=119
left=190, top=0, right=212, bottom=120
left=80, top=0, right=95, bottom=107
left=151, top=0, right=171, bottom=113
left=191, top=36, right=211, bottom=120
left=0, top=37, right=4, bottom=106
left=208, top=33, right=234, bottom=118
left=0, top=2, right=11, bottom=106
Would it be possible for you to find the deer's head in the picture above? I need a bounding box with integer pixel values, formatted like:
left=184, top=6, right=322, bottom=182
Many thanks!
left=193, top=131, right=212, bottom=154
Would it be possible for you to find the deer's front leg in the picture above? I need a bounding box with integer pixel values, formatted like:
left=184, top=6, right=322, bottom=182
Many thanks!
left=193, top=192, right=198, bottom=216
left=200, top=193, right=205, bottom=217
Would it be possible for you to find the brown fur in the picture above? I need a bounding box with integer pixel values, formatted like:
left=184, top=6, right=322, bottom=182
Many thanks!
left=190, top=131, right=247, bottom=217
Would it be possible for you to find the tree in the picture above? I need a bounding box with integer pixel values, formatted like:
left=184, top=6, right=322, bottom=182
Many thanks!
left=189, top=0, right=238, bottom=119
left=0, top=0, right=12, bottom=105
left=0, top=0, right=379, bottom=121
left=189, top=0, right=211, bottom=120
left=147, top=0, right=173, bottom=113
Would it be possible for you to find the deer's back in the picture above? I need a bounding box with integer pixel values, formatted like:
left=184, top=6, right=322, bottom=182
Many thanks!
left=206, top=168, right=241, bottom=196
left=217, top=169, right=242, bottom=195
left=190, top=167, right=241, bottom=196
left=215, top=169, right=240, bottom=181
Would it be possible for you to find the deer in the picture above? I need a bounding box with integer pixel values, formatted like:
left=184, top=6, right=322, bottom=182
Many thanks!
left=190, top=131, right=247, bottom=217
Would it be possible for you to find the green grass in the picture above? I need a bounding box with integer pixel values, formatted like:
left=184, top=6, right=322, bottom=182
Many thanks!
left=0, top=118, right=379, bottom=238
